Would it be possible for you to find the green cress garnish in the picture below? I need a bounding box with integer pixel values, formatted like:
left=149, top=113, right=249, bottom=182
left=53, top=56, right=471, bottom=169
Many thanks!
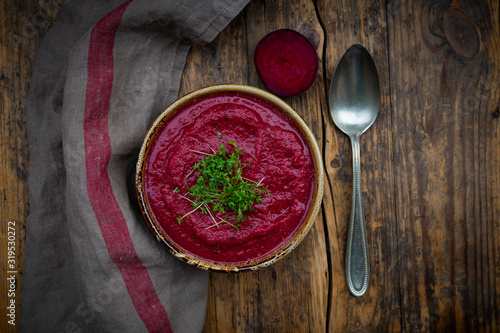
left=176, top=141, right=269, bottom=231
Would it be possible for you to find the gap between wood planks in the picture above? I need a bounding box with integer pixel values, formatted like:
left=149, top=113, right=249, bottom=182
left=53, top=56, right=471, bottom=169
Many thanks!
left=312, top=1, right=334, bottom=331
left=313, top=0, right=405, bottom=331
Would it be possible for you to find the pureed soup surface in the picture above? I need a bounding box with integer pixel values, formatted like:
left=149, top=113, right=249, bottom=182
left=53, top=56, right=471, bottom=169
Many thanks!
left=144, top=91, right=315, bottom=264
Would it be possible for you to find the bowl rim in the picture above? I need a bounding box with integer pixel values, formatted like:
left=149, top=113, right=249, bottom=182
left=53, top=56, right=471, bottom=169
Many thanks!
left=136, top=84, right=324, bottom=272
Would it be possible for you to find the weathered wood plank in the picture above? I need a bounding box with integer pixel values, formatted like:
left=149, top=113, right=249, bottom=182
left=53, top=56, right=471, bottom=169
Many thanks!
left=0, top=0, right=62, bottom=331
left=316, top=0, right=401, bottom=331
left=179, top=1, right=329, bottom=332
left=387, top=0, right=500, bottom=331
left=3, top=0, right=500, bottom=332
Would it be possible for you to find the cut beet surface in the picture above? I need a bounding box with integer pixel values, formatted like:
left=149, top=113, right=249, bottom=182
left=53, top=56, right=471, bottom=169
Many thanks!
left=254, top=29, right=318, bottom=97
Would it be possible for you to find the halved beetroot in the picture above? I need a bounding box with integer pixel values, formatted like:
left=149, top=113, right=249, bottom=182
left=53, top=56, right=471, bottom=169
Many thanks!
left=254, top=29, right=318, bottom=97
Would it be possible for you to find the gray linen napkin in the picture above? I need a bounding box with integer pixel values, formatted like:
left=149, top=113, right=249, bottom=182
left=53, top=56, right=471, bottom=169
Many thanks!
left=20, top=0, right=249, bottom=332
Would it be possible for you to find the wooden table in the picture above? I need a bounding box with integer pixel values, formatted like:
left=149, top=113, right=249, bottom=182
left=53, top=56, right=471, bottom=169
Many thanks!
left=2, top=0, right=499, bottom=331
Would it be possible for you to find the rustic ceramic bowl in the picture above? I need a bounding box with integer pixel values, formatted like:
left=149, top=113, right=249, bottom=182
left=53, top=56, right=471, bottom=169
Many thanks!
left=136, top=84, right=324, bottom=272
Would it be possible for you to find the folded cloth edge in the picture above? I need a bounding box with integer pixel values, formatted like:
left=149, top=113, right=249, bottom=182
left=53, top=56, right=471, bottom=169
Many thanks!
left=20, top=0, right=250, bottom=332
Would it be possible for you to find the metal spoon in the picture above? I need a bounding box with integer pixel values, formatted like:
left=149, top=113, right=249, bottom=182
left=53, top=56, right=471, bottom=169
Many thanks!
left=329, top=43, right=380, bottom=297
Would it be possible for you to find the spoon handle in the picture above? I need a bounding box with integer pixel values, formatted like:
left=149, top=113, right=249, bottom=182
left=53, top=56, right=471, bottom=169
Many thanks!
left=346, top=135, right=370, bottom=297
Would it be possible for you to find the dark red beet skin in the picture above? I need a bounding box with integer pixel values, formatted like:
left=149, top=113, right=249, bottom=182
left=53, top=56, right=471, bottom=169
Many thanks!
left=254, top=29, right=318, bottom=97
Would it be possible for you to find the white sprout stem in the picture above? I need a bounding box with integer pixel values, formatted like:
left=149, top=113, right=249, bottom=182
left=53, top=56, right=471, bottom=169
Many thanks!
left=241, top=176, right=256, bottom=183
left=207, top=144, right=216, bottom=154
left=189, top=149, right=212, bottom=156
left=168, top=187, right=179, bottom=199
left=177, top=193, right=196, bottom=204
left=223, top=219, right=240, bottom=229
left=205, top=216, right=239, bottom=230
left=204, top=203, right=219, bottom=227
left=184, top=167, right=196, bottom=180
left=205, top=216, right=222, bottom=229
left=205, top=217, right=225, bottom=229
left=241, top=176, right=266, bottom=186
left=180, top=202, right=204, bottom=219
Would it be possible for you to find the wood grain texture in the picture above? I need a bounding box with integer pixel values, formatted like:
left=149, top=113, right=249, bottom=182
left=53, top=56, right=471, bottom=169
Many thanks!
left=317, top=0, right=401, bottom=331
left=179, top=1, right=330, bottom=332
left=387, top=1, right=500, bottom=331
left=0, top=0, right=62, bottom=331
left=2, top=0, right=500, bottom=332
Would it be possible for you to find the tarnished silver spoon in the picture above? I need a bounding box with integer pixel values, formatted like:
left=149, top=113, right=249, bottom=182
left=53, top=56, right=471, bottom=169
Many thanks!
left=329, top=43, right=380, bottom=297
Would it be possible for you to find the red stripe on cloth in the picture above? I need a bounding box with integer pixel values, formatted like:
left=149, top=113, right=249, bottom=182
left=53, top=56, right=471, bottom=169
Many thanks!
left=83, top=1, right=173, bottom=332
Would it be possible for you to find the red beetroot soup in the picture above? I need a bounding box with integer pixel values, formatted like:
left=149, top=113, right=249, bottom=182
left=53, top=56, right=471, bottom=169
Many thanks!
left=143, top=91, right=315, bottom=264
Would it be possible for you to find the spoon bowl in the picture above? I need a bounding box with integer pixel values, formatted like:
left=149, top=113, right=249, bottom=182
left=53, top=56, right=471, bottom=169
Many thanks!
left=330, top=44, right=380, bottom=136
left=329, top=43, right=380, bottom=297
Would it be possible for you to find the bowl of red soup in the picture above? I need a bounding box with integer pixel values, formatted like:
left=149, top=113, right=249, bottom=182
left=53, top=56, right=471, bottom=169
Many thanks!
left=136, top=84, right=324, bottom=272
